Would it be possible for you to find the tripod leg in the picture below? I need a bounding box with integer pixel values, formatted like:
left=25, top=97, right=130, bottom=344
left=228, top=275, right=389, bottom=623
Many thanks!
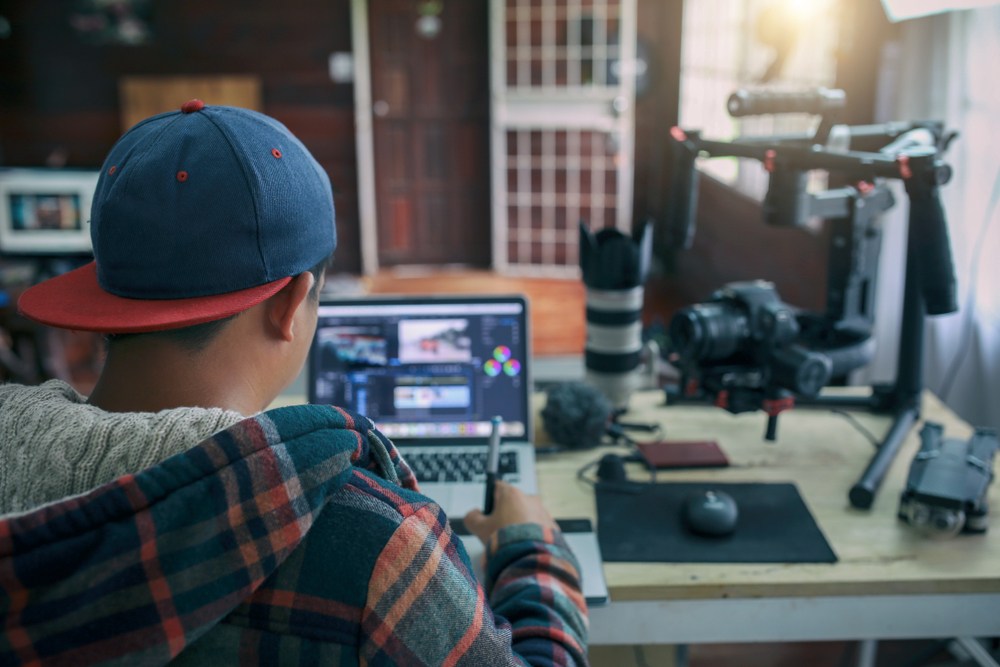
left=849, top=407, right=918, bottom=509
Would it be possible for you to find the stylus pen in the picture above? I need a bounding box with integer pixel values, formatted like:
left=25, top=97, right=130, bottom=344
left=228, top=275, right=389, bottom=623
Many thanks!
left=484, top=416, right=503, bottom=514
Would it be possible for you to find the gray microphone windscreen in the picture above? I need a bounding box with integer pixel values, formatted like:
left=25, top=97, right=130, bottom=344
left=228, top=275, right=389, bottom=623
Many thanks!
left=541, top=381, right=613, bottom=449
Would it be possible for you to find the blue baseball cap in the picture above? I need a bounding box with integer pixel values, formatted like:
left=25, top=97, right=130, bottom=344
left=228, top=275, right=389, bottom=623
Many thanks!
left=19, top=100, right=336, bottom=333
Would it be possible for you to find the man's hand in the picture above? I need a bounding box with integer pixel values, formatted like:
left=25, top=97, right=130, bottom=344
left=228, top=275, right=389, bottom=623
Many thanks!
left=463, top=480, right=557, bottom=544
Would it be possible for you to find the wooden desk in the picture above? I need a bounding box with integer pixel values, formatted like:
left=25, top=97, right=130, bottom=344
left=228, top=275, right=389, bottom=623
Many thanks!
left=272, top=388, right=1000, bottom=645
left=535, top=389, right=1000, bottom=645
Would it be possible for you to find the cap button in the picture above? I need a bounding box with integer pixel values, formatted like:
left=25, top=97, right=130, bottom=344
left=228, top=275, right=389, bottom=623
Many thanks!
left=181, top=99, right=205, bottom=114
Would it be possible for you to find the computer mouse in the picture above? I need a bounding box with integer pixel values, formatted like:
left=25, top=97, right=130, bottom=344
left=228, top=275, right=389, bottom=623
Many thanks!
left=681, top=490, right=739, bottom=537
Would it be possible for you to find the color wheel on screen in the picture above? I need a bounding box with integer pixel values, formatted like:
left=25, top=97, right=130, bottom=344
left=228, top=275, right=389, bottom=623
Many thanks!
left=484, top=345, right=521, bottom=377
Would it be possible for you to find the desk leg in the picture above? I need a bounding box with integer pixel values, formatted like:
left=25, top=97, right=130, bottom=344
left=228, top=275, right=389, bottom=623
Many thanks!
left=950, top=638, right=1000, bottom=667
left=856, top=639, right=878, bottom=667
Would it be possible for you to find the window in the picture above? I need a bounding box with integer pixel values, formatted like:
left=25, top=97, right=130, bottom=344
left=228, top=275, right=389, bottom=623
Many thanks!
left=678, top=0, right=841, bottom=200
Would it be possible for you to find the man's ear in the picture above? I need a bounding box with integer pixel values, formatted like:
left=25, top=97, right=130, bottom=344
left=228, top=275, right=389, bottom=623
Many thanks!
left=266, top=272, right=315, bottom=342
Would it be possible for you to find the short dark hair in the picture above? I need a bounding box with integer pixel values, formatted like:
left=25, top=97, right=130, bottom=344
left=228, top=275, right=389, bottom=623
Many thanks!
left=106, top=255, right=331, bottom=353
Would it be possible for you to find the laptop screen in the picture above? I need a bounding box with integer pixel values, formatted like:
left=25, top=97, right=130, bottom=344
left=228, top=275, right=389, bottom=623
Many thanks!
left=308, top=295, right=532, bottom=443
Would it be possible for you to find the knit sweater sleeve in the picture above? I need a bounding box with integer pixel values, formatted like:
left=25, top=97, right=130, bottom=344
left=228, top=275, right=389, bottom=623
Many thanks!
left=360, top=505, right=589, bottom=666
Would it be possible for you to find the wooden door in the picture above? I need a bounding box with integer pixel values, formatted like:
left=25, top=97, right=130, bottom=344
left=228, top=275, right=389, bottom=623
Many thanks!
left=369, top=0, right=492, bottom=268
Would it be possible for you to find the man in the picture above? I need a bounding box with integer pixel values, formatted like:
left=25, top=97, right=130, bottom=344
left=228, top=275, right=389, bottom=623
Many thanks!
left=0, top=101, right=588, bottom=665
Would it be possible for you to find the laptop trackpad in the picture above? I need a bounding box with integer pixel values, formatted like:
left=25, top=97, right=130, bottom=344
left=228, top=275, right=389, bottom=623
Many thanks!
left=420, top=483, right=482, bottom=517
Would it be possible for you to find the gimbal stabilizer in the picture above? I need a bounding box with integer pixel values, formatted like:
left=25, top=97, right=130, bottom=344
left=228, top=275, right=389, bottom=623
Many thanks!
left=664, top=88, right=959, bottom=509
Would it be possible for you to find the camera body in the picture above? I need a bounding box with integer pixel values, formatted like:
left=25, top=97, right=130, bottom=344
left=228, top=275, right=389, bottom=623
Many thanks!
left=898, top=422, right=998, bottom=537
left=667, top=280, right=834, bottom=412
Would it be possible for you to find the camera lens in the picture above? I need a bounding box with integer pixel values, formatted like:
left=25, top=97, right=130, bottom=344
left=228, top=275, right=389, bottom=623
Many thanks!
left=584, top=285, right=645, bottom=409
left=770, top=346, right=833, bottom=396
left=905, top=502, right=965, bottom=539
left=668, top=302, right=748, bottom=362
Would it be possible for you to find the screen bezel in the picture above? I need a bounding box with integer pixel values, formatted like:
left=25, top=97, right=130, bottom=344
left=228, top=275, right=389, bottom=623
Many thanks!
left=309, top=293, right=533, bottom=443
left=0, top=168, right=99, bottom=256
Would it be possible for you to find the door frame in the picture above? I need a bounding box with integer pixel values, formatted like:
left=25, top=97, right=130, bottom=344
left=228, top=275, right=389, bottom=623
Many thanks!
left=351, top=0, right=379, bottom=275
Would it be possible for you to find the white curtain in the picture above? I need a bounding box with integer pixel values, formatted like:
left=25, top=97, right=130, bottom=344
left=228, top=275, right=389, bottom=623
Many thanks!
left=861, top=7, right=1000, bottom=431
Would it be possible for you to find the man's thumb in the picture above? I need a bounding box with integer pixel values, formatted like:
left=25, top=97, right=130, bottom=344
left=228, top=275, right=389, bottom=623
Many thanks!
left=463, top=508, right=485, bottom=530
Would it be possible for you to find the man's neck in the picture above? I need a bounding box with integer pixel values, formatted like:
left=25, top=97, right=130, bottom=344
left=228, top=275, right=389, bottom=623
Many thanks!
left=87, top=342, right=264, bottom=416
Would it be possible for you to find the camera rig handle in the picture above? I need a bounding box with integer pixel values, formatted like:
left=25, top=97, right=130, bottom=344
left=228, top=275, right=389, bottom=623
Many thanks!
left=727, top=87, right=846, bottom=145
left=726, top=87, right=846, bottom=119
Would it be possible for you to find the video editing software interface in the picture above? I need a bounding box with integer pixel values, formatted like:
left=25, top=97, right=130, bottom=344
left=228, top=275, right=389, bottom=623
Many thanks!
left=310, top=298, right=529, bottom=442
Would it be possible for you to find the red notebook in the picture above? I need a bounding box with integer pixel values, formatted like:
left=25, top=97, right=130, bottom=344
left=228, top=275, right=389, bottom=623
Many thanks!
left=636, top=440, right=730, bottom=469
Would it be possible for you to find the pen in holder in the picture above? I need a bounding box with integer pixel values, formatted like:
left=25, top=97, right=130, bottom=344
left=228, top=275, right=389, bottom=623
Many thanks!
left=484, top=415, right=502, bottom=514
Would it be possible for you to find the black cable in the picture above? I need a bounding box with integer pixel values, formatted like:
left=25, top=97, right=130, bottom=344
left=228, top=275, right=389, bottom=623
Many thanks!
left=938, top=162, right=1000, bottom=403
left=575, top=458, right=600, bottom=487
left=831, top=409, right=881, bottom=449
left=605, top=423, right=638, bottom=446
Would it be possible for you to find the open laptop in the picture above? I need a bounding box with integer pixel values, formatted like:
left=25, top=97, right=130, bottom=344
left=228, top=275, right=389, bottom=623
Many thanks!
left=308, top=294, right=539, bottom=516
left=308, top=293, right=609, bottom=605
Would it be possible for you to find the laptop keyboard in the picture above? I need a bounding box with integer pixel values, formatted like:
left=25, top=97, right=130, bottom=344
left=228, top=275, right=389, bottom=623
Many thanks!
left=406, top=450, right=519, bottom=483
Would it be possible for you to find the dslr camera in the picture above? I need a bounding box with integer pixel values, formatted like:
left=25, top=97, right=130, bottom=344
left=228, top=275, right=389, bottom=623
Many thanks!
left=667, top=280, right=834, bottom=407
left=898, top=422, right=998, bottom=538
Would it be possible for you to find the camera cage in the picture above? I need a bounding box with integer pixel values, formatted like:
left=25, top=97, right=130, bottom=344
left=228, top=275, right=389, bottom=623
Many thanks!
left=663, top=88, right=959, bottom=508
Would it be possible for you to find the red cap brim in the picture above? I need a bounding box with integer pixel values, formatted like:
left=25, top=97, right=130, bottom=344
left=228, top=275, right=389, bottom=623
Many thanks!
left=18, top=262, right=292, bottom=333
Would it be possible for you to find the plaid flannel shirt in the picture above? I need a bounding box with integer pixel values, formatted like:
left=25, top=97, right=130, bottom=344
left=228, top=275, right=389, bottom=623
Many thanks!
left=0, top=404, right=588, bottom=666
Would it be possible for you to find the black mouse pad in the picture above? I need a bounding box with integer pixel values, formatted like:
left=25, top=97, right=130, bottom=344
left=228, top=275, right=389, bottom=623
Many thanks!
left=595, top=481, right=837, bottom=563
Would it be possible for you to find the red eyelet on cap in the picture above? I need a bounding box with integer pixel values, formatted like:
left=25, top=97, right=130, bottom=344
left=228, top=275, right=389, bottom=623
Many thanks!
left=108, top=165, right=117, bottom=175
left=176, top=171, right=188, bottom=182
left=271, top=148, right=282, bottom=159
left=181, top=99, right=205, bottom=114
